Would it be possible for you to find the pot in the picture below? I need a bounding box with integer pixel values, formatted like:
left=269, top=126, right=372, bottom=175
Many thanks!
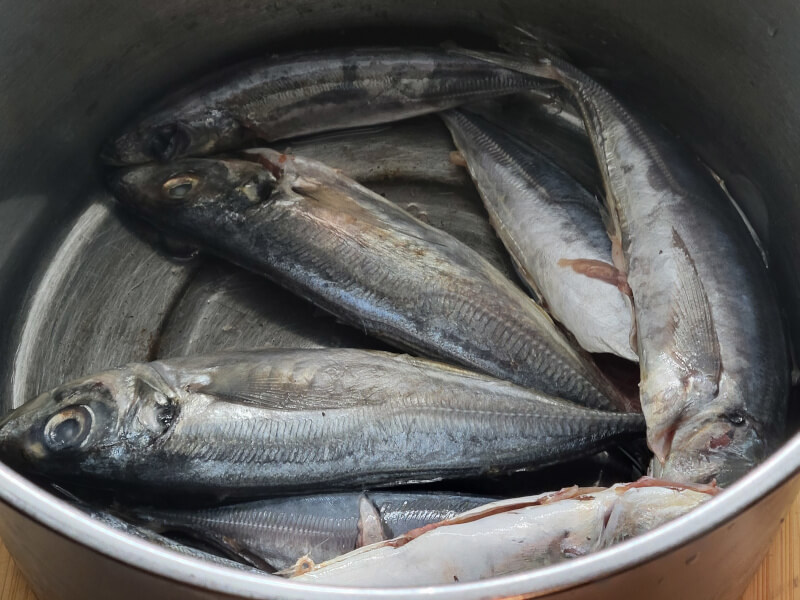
left=0, top=1, right=798, bottom=599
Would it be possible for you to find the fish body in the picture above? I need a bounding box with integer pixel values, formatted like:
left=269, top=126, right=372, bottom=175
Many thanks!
left=451, top=48, right=789, bottom=484
left=442, top=109, right=636, bottom=361
left=129, top=491, right=495, bottom=571
left=108, top=151, right=625, bottom=410
left=294, top=479, right=715, bottom=586
left=103, top=47, right=548, bottom=165
left=0, top=349, right=643, bottom=497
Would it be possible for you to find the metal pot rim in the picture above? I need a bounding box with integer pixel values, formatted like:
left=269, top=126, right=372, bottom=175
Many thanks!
left=0, top=431, right=797, bottom=599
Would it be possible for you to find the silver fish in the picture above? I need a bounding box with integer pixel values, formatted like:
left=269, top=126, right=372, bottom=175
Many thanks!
left=452, top=48, right=790, bottom=485
left=128, top=491, right=495, bottom=571
left=293, top=479, right=717, bottom=586
left=108, top=150, right=626, bottom=410
left=102, top=47, right=549, bottom=165
left=442, top=109, right=637, bottom=362
left=0, top=349, right=643, bottom=497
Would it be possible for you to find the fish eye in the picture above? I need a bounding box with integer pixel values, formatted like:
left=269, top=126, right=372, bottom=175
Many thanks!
left=44, top=405, right=93, bottom=451
left=725, top=411, right=746, bottom=426
left=149, top=123, right=190, bottom=162
left=162, top=175, right=200, bottom=200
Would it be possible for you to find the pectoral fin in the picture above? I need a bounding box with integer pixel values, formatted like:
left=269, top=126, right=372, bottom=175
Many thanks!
left=357, top=493, right=391, bottom=546
left=190, top=363, right=375, bottom=410
left=449, top=150, right=468, bottom=168
left=557, top=258, right=631, bottom=296
left=668, top=229, right=722, bottom=389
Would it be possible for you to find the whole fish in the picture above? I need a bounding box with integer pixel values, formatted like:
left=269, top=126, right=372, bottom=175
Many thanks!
left=108, top=151, right=625, bottom=410
left=452, top=48, right=790, bottom=485
left=442, top=109, right=637, bottom=362
left=129, top=491, right=495, bottom=571
left=102, top=47, right=549, bottom=165
left=0, top=349, right=643, bottom=497
left=293, top=478, right=717, bottom=586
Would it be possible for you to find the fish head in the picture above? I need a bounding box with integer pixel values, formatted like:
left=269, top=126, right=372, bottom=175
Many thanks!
left=653, top=409, right=766, bottom=487
left=0, top=366, right=178, bottom=483
left=108, top=157, right=279, bottom=234
left=101, top=106, right=252, bottom=165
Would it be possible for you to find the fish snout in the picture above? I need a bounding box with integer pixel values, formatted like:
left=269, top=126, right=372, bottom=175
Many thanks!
left=100, top=128, right=155, bottom=166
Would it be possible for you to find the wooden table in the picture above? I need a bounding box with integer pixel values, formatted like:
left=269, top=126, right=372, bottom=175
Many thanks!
left=0, top=494, right=797, bottom=599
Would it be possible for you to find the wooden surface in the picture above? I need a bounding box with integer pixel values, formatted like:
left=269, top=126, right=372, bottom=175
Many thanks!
left=0, top=494, right=797, bottom=599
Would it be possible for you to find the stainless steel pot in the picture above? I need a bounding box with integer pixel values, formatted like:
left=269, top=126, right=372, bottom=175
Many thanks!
left=1, top=1, right=798, bottom=599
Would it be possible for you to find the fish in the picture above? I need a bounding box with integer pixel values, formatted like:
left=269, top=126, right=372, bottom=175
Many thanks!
left=441, top=109, right=637, bottom=362
left=292, top=478, right=717, bottom=586
left=0, top=349, right=644, bottom=497
left=450, top=47, right=790, bottom=485
left=126, top=491, right=496, bottom=571
left=108, top=150, right=626, bottom=410
left=101, top=47, right=551, bottom=165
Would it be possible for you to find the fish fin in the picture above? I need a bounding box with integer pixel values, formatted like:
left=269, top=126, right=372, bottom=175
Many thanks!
left=191, top=362, right=386, bottom=410
left=557, top=258, right=631, bottom=296
left=290, top=176, right=324, bottom=194
left=357, top=493, right=391, bottom=546
left=648, top=423, right=677, bottom=464
left=628, top=299, right=639, bottom=360
left=668, top=229, right=722, bottom=393
left=449, top=150, right=467, bottom=168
